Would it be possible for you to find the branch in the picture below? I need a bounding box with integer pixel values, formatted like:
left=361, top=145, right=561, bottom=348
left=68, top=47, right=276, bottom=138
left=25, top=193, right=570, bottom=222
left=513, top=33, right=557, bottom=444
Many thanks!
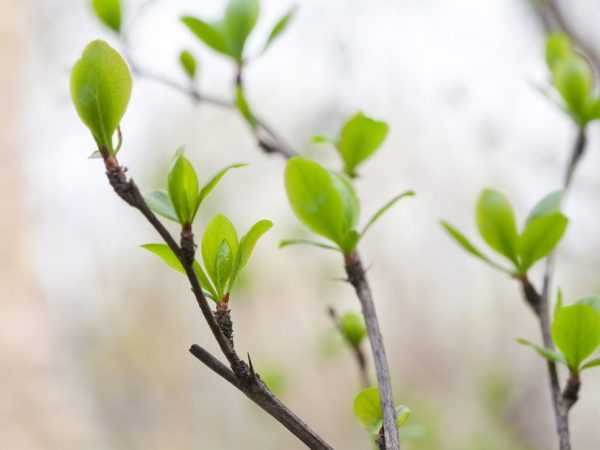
left=103, top=156, right=332, bottom=450
left=345, top=251, right=399, bottom=450
left=327, top=306, right=371, bottom=388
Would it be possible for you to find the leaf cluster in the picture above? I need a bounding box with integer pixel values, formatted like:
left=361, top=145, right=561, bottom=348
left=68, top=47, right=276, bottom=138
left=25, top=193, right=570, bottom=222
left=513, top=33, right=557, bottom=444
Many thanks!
left=353, top=387, right=410, bottom=436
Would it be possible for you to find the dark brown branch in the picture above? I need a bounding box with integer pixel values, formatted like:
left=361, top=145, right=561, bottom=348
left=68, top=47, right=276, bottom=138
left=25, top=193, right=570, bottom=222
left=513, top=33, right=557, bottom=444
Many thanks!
left=327, top=306, right=371, bottom=388
left=103, top=157, right=332, bottom=449
left=189, top=345, right=333, bottom=450
left=345, top=251, right=399, bottom=450
left=562, top=371, right=581, bottom=410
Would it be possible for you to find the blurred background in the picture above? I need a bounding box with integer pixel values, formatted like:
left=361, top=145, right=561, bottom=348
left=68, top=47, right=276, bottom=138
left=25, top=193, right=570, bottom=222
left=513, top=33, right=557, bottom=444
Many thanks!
left=1, top=0, right=600, bottom=448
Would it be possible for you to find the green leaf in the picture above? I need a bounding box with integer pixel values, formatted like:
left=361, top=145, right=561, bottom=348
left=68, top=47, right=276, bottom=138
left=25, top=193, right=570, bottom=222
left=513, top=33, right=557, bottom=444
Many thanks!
left=441, top=221, right=511, bottom=274
left=587, top=97, right=600, bottom=121
left=517, top=338, right=567, bottom=366
left=197, top=163, right=247, bottom=211
left=518, top=212, right=568, bottom=272
left=222, top=0, right=260, bottom=62
left=235, top=87, right=257, bottom=128
left=70, top=40, right=132, bottom=155
left=92, top=0, right=122, bottom=33
left=353, top=387, right=410, bottom=435
left=552, top=55, right=593, bottom=123
left=340, top=312, right=367, bottom=346
left=328, top=171, right=360, bottom=232
left=476, top=189, right=519, bottom=267
left=168, top=148, right=200, bottom=225
left=552, top=303, right=600, bottom=371
left=284, top=157, right=346, bottom=246
left=312, top=134, right=336, bottom=145
left=181, top=16, right=229, bottom=56
left=214, top=240, right=234, bottom=294
left=581, top=358, right=600, bottom=370
left=229, top=220, right=272, bottom=289
left=263, top=5, right=297, bottom=52
left=362, top=191, right=415, bottom=236
left=142, top=243, right=218, bottom=300
left=179, top=50, right=197, bottom=81
left=526, top=191, right=563, bottom=224
left=545, top=33, right=572, bottom=71
left=338, top=112, right=389, bottom=177
left=577, top=296, right=600, bottom=315
left=279, top=239, right=341, bottom=252
left=202, top=214, right=239, bottom=297
left=145, top=190, right=178, bottom=222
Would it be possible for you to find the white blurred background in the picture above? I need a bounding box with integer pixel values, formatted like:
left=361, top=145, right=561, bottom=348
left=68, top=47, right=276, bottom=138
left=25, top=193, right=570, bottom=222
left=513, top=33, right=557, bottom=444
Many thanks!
left=2, top=0, right=600, bottom=448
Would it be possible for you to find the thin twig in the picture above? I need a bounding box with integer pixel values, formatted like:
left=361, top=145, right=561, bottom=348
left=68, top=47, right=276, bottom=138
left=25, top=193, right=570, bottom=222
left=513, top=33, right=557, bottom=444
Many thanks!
left=345, top=251, right=399, bottom=450
left=327, top=306, right=371, bottom=388
left=102, top=156, right=332, bottom=450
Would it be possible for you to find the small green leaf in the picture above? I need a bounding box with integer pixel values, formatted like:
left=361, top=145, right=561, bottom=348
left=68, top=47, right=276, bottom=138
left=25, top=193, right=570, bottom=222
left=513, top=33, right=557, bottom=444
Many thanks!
left=70, top=40, right=132, bottom=155
left=222, top=0, right=260, bottom=62
left=545, top=33, right=572, bottom=70
left=552, top=55, right=593, bottom=123
left=92, top=0, right=122, bottom=33
left=263, top=5, right=297, bottom=52
left=202, top=214, right=239, bottom=297
left=329, top=171, right=360, bottom=232
left=518, top=212, right=568, bottom=272
left=476, top=189, right=519, bottom=267
left=362, top=191, right=415, bottom=236
left=526, top=191, right=563, bottom=224
left=284, top=157, right=346, bottom=246
left=552, top=303, right=600, bottom=371
left=229, top=220, right=272, bottom=289
left=581, top=358, right=600, bottom=370
left=312, top=134, right=336, bottom=145
left=197, top=163, right=247, bottom=210
left=338, top=112, right=389, bottom=177
left=577, top=296, right=600, bottom=315
left=179, top=50, right=197, bottom=81
left=168, top=148, right=200, bottom=225
left=279, top=239, right=341, bottom=252
left=181, top=16, right=229, bottom=56
left=235, top=87, right=257, bottom=128
left=517, top=338, right=567, bottom=366
left=214, top=240, right=233, bottom=294
left=340, top=312, right=367, bottom=346
left=353, top=387, right=410, bottom=435
left=440, top=221, right=511, bottom=274
left=145, top=190, right=178, bottom=222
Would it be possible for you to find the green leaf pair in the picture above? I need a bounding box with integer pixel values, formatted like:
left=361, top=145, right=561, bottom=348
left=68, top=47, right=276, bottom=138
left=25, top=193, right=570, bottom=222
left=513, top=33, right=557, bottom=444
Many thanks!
left=70, top=40, right=132, bottom=157
left=442, top=190, right=568, bottom=275
left=91, top=0, right=122, bottom=34
left=145, top=148, right=245, bottom=227
left=143, top=214, right=272, bottom=301
left=339, top=312, right=367, bottom=346
left=283, top=157, right=413, bottom=254
left=181, top=0, right=296, bottom=64
left=353, top=387, right=410, bottom=436
left=519, top=296, right=600, bottom=373
left=545, top=33, right=600, bottom=126
left=313, top=111, right=389, bottom=177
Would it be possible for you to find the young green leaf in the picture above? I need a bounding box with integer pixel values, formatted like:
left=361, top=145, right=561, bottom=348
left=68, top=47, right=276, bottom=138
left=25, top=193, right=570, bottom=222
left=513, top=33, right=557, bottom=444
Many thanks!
left=338, top=112, right=389, bottom=177
left=518, top=212, right=568, bottom=272
left=222, top=0, right=260, bottom=62
left=214, top=240, right=234, bottom=294
left=581, top=358, right=600, bottom=370
left=284, top=157, right=346, bottom=245
left=92, top=0, right=122, bottom=33
left=329, top=171, right=360, bottom=232
left=202, top=214, right=239, bottom=298
left=526, top=191, right=563, bottom=224
left=279, top=239, right=341, bottom=252
left=229, top=220, right=273, bottom=289
left=312, top=134, right=336, bottom=145
left=235, top=87, right=257, bottom=128
left=441, top=221, right=512, bottom=274
left=70, top=40, right=132, bottom=155
left=476, top=189, right=519, bottom=267
left=545, top=33, right=572, bottom=71
left=168, top=149, right=200, bottom=225
left=362, top=191, right=415, bottom=236
left=181, top=17, right=229, bottom=56
left=353, top=387, right=410, bottom=435
left=552, top=56, right=593, bottom=123
left=179, top=50, right=197, bottom=81
left=340, top=312, right=367, bottom=346
left=197, top=163, right=247, bottom=209
left=577, top=296, right=600, bottom=315
left=552, top=303, right=600, bottom=371
left=145, top=190, right=179, bottom=222
left=263, top=5, right=297, bottom=52
left=517, top=338, right=567, bottom=366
